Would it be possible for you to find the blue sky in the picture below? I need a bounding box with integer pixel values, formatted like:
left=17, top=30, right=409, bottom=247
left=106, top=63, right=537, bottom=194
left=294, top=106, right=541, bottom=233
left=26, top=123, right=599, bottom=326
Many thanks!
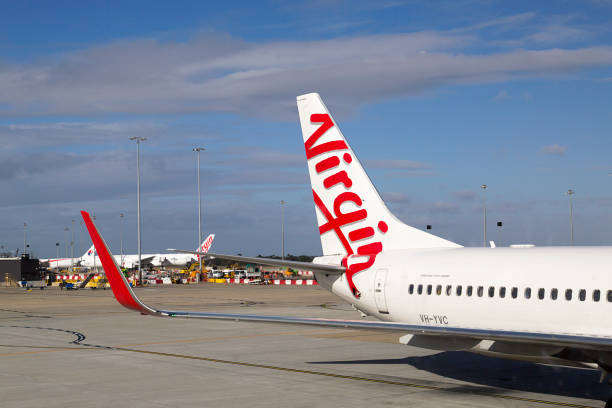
left=1, top=0, right=611, bottom=257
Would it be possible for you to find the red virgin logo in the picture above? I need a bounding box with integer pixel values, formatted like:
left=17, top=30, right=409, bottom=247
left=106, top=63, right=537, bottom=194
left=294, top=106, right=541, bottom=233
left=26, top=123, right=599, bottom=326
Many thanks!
left=305, top=114, right=387, bottom=298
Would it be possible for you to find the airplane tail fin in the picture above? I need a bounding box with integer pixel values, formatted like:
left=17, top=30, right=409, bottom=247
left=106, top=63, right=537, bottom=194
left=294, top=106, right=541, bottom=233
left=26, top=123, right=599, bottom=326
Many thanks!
left=198, top=234, right=215, bottom=253
left=296, top=93, right=461, bottom=258
left=81, top=244, right=96, bottom=259
left=195, top=234, right=215, bottom=260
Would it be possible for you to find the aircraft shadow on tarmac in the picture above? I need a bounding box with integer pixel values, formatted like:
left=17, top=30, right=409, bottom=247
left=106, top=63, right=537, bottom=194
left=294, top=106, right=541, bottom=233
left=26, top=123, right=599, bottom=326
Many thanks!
left=309, top=351, right=611, bottom=401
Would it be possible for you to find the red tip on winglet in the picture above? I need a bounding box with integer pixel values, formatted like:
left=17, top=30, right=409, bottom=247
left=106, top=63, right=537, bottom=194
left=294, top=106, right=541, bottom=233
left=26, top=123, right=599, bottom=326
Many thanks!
left=80, top=211, right=155, bottom=315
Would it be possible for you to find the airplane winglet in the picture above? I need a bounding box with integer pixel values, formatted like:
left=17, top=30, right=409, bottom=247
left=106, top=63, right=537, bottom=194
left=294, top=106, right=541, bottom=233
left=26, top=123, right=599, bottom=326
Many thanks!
left=80, top=211, right=159, bottom=316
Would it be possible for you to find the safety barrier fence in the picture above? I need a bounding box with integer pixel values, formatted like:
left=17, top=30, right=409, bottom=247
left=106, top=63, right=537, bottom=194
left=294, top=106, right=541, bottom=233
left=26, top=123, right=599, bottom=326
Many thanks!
left=217, top=278, right=318, bottom=285
left=49, top=275, right=318, bottom=286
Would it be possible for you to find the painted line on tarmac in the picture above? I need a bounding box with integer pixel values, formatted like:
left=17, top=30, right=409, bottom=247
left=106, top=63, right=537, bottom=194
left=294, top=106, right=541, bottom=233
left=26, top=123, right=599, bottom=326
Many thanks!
left=0, top=325, right=105, bottom=356
left=112, top=347, right=597, bottom=408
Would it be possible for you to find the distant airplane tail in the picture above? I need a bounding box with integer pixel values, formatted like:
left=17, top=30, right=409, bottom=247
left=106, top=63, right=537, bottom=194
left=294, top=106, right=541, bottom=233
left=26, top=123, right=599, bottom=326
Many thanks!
left=198, top=234, right=215, bottom=253
left=81, top=244, right=96, bottom=260
left=196, top=234, right=215, bottom=260
left=296, top=93, right=460, bottom=297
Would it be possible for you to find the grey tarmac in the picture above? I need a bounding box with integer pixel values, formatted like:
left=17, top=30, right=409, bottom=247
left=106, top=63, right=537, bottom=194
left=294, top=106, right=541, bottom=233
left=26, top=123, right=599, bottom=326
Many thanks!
left=0, top=284, right=609, bottom=408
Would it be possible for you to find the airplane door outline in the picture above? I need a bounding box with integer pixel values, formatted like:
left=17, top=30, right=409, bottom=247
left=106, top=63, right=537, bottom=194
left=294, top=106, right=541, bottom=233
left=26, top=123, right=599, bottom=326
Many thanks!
left=374, top=268, right=389, bottom=314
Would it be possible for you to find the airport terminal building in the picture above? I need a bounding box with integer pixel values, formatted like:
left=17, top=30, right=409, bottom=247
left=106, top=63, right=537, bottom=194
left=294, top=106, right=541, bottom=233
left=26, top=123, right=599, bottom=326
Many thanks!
left=0, top=255, right=42, bottom=286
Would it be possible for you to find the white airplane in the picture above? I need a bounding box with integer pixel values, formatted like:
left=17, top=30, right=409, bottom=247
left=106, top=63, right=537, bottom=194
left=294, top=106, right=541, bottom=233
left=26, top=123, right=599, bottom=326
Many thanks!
left=80, top=235, right=215, bottom=269
left=81, top=93, right=612, bottom=407
left=40, top=245, right=96, bottom=269
left=150, top=234, right=215, bottom=267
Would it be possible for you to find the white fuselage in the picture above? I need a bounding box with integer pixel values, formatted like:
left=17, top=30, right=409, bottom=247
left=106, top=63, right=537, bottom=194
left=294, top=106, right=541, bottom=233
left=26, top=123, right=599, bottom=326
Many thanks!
left=149, top=253, right=200, bottom=267
left=81, top=253, right=198, bottom=269
left=317, top=246, right=612, bottom=338
left=42, top=258, right=75, bottom=269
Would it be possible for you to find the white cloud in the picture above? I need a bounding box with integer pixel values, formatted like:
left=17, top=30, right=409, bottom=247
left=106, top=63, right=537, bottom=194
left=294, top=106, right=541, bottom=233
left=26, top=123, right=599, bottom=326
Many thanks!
left=453, top=12, right=536, bottom=33
left=539, top=144, right=568, bottom=156
left=494, top=90, right=509, bottom=100
left=365, top=159, right=431, bottom=170
left=223, top=147, right=303, bottom=168
left=1, top=30, right=612, bottom=118
left=382, top=191, right=411, bottom=203
left=0, top=144, right=310, bottom=207
left=427, top=201, right=460, bottom=214
left=453, top=190, right=477, bottom=201
left=0, top=121, right=168, bottom=148
left=527, top=24, right=590, bottom=45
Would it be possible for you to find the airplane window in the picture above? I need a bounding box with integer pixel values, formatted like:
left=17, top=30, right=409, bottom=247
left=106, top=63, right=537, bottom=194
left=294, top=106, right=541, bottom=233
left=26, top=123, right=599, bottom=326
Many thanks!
left=499, top=287, right=506, bottom=298
left=488, top=286, right=495, bottom=298
left=477, top=286, right=484, bottom=297
left=608, top=290, right=612, bottom=302
left=467, top=286, right=473, bottom=296
left=524, top=288, right=531, bottom=299
left=565, top=289, right=572, bottom=301
left=408, top=284, right=414, bottom=295
left=427, top=284, right=432, bottom=295
left=551, top=288, right=558, bottom=300
left=538, top=288, right=545, bottom=300
left=417, top=284, right=423, bottom=295
left=579, top=289, right=586, bottom=301
left=511, top=287, right=518, bottom=299
left=456, top=285, right=462, bottom=296
left=446, top=285, right=452, bottom=296
left=593, top=290, right=601, bottom=302
left=436, top=285, right=442, bottom=295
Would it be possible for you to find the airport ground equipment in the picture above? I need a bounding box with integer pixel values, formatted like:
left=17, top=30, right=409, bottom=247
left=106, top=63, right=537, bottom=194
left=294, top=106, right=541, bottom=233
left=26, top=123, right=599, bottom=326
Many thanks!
left=78, top=273, right=96, bottom=289
left=93, top=276, right=108, bottom=289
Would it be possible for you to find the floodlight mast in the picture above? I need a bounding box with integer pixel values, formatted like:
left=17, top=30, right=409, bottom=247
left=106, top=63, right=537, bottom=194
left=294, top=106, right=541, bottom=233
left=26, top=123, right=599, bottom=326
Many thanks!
left=281, top=200, right=285, bottom=260
left=193, top=147, right=206, bottom=281
left=481, top=184, right=487, bottom=247
left=567, top=189, right=575, bottom=246
left=130, top=136, right=147, bottom=286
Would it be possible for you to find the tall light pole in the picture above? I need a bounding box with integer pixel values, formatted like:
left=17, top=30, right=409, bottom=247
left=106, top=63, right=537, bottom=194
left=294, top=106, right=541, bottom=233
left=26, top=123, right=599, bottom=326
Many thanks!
left=64, top=227, right=69, bottom=258
left=193, top=147, right=205, bottom=281
left=280, top=200, right=285, bottom=260
left=71, top=219, right=75, bottom=270
left=120, top=213, right=125, bottom=267
left=23, top=222, right=27, bottom=255
left=78, top=219, right=83, bottom=259
left=55, top=243, right=60, bottom=273
left=567, top=189, right=575, bottom=246
left=130, top=136, right=147, bottom=286
left=92, top=215, right=97, bottom=272
left=481, top=184, right=487, bottom=247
